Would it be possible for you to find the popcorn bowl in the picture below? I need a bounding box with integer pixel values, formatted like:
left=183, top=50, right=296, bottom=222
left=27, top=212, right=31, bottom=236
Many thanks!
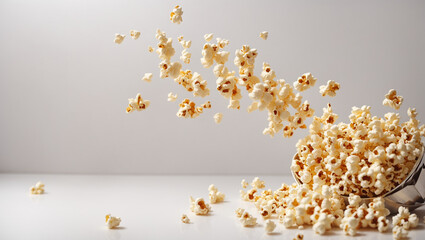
left=291, top=147, right=425, bottom=213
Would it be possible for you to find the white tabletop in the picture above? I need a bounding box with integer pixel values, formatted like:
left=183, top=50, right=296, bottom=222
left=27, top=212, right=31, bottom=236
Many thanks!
left=1, top=174, right=424, bottom=240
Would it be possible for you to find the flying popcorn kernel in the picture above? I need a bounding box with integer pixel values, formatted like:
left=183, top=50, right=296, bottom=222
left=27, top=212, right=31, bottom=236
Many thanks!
left=114, top=34, right=125, bottom=44
left=126, top=93, right=150, bottom=113
left=214, top=113, right=223, bottom=124
left=293, top=73, right=317, bottom=92
left=167, top=92, right=177, bottom=102
left=319, top=80, right=340, bottom=97
left=29, top=181, right=45, bottom=194
left=180, top=49, right=191, bottom=64
left=177, top=99, right=204, bottom=119
left=204, top=33, right=214, bottom=42
left=105, top=214, right=121, bottom=229
left=178, top=36, right=192, bottom=49
left=130, top=30, right=140, bottom=40
left=181, top=214, right=190, bottom=224
left=259, top=31, right=268, bottom=40
left=190, top=196, right=211, bottom=215
left=264, top=219, right=276, bottom=233
left=201, top=101, right=211, bottom=109
left=148, top=46, right=154, bottom=53
left=170, top=5, right=183, bottom=24
left=142, top=73, right=153, bottom=82
left=383, top=89, right=403, bottom=110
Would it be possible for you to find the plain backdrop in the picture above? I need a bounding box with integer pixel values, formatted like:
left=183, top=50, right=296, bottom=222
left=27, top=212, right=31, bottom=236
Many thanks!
left=0, top=0, right=424, bottom=174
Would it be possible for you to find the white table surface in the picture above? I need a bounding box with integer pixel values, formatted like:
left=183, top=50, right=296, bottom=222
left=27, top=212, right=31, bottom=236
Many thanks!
left=1, top=174, right=424, bottom=240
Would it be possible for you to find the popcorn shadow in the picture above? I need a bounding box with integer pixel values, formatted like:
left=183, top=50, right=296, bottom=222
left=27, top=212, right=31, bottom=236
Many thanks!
left=212, top=200, right=230, bottom=205
left=266, top=232, right=282, bottom=236
left=109, top=227, right=126, bottom=230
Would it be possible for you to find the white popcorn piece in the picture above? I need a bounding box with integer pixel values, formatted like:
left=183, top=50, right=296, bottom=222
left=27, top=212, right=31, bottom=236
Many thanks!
left=383, top=89, right=403, bottom=110
left=208, top=184, right=225, bottom=204
left=174, top=70, right=210, bottom=97
left=251, top=177, right=265, bottom=189
left=190, top=196, right=211, bottom=215
left=201, top=40, right=230, bottom=68
left=170, top=5, right=183, bottom=24
left=142, top=73, right=153, bottom=82
left=377, top=216, right=389, bottom=233
left=214, top=113, right=223, bottom=124
left=235, top=208, right=245, bottom=218
left=241, top=179, right=248, bottom=188
left=239, top=210, right=257, bottom=227
left=155, top=29, right=176, bottom=61
left=180, top=49, right=191, bottom=64
left=293, top=73, right=317, bottom=92
left=392, top=225, right=408, bottom=240
left=392, top=206, right=418, bottom=230
left=293, top=234, right=304, bottom=240
left=177, top=99, right=204, bottom=119
left=114, top=34, right=125, bottom=44
left=130, top=30, right=140, bottom=40
left=264, top=219, right=276, bottom=233
left=148, top=46, right=154, bottom=53
left=178, top=36, right=192, bottom=49
left=319, top=80, right=340, bottom=97
left=167, top=92, right=177, bottom=102
left=259, top=31, right=268, bottom=40
left=204, top=33, right=214, bottom=42
left=126, top=93, right=150, bottom=113
left=340, top=216, right=359, bottom=236
left=181, top=214, right=190, bottom=224
left=29, top=181, right=45, bottom=194
left=159, top=60, right=182, bottom=79
left=105, top=214, right=121, bottom=229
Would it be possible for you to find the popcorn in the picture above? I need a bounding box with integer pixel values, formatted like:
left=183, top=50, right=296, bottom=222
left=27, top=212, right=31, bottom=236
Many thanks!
left=383, top=89, right=403, bottom=110
left=126, top=93, right=150, bottom=113
left=312, top=213, right=334, bottom=235
left=177, top=36, right=192, bottom=48
left=159, top=60, right=182, bottom=79
left=393, top=225, right=408, bottom=240
left=201, top=39, right=230, bottom=68
left=201, top=101, right=211, bottom=109
left=214, top=65, right=242, bottom=109
left=293, top=73, right=317, bottom=92
left=130, top=30, right=140, bottom=40
left=114, top=34, right=125, bottom=44
left=293, top=234, right=304, bottom=240
left=155, top=29, right=176, bottom=61
left=392, top=206, right=418, bottom=230
left=208, top=184, right=225, bottom=204
left=180, top=49, right=191, bottom=64
left=259, top=31, right=268, bottom=40
left=177, top=99, right=204, bottom=119
left=142, top=73, right=153, bottom=82
left=340, top=216, right=359, bottom=236
left=29, top=181, right=45, bottom=194
left=214, top=113, right=223, bottom=124
left=234, top=45, right=259, bottom=92
left=251, top=177, right=265, bottom=189
left=181, top=214, right=190, bottom=224
left=264, top=219, right=276, bottom=233
left=148, top=46, right=154, bottom=53
left=204, top=33, right=214, bottom=42
left=174, top=70, right=210, bottom=97
left=319, top=80, right=340, bottom=97
left=235, top=208, right=245, bottom=218
left=377, top=216, right=389, bottom=233
left=189, top=196, right=211, bottom=215
left=105, top=214, right=121, bottom=229
left=167, top=92, right=177, bottom=102
left=170, top=5, right=183, bottom=24
left=239, top=210, right=257, bottom=227
left=241, top=179, right=248, bottom=188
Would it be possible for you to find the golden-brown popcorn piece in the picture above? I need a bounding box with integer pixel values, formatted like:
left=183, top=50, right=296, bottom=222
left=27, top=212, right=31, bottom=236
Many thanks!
left=189, top=196, right=211, bottom=215
left=105, top=214, right=121, bottom=229
left=177, top=99, right=204, bottom=119
left=204, top=33, right=214, bottom=42
left=201, top=101, right=211, bottom=109
left=167, top=92, right=177, bottom=102
left=29, top=181, right=45, bottom=194
left=181, top=214, right=190, bottom=224
left=214, top=112, right=223, bottom=124
left=293, top=73, right=317, bottom=92
left=155, top=29, right=176, bottom=61
left=319, top=80, right=340, bottom=97
left=148, top=46, right=154, bottom=53
left=293, top=234, right=304, bottom=240
left=170, top=5, right=183, bottom=24
left=126, top=93, right=150, bottom=113
left=235, top=208, right=245, bottom=218
left=383, top=89, right=403, bottom=110
left=114, top=34, right=125, bottom=44
left=259, top=31, right=268, bottom=40
left=142, top=73, right=153, bottom=82
left=130, top=30, right=140, bottom=40
left=201, top=41, right=230, bottom=68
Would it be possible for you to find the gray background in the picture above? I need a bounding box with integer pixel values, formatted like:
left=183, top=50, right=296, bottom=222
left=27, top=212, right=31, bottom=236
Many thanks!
left=0, top=0, right=424, bottom=174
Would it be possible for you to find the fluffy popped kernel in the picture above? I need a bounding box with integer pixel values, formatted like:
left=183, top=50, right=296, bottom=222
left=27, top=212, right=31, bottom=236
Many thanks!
left=251, top=177, right=265, bottom=189
left=393, top=225, right=408, bottom=240
left=259, top=31, right=268, bottom=40
left=241, top=179, right=248, bottom=188
left=201, top=101, right=211, bottom=109
left=319, top=80, right=340, bottom=97
left=130, top=30, right=140, bottom=40
left=180, top=49, right=191, bottom=64
left=208, top=184, right=225, bottom=204
left=234, top=45, right=259, bottom=93
left=214, top=112, right=223, bottom=124
left=235, top=208, right=245, bottom=218
left=177, top=99, right=204, bottom=119
left=264, top=219, right=276, bottom=233
left=214, top=64, right=242, bottom=109
left=392, top=206, right=418, bottom=230
left=126, top=93, right=150, bottom=113
left=170, top=5, right=183, bottom=24
left=155, top=29, right=181, bottom=79
left=178, top=36, right=192, bottom=49
left=204, top=33, right=214, bottom=42
left=142, top=73, right=153, bottom=82
left=167, top=92, right=177, bottom=102
left=181, top=214, right=190, bottom=224
left=293, top=234, right=304, bottom=240
left=293, top=73, right=317, bottom=92
left=148, top=46, right=154, bottom=53
left=201, top=38, right=230, bottom=68
left=174, top=70, right=210, bottom=97
left=383, top=89, right=403, bottom=110
left=105, top=214, right=121, bottom=229
left=238, top=210, right=257, bottom=227
left=190, top=196, right=211, bottom=215
left=114, top=34, right=125, bottom=44
left=29, top=181, right=45, bottom=194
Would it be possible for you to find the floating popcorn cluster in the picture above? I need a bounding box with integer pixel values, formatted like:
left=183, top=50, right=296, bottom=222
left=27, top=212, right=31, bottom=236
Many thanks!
left=176, top=98, right=206, bottom=118
left=130, top=30, right=140, bottom=40
left=170, top=5, right=183, bottom=24
left=105, top=214, right=121, bottom=229
left=29, top=181, right=45, bottom=194
left=319, top=80, right=340, bottom=97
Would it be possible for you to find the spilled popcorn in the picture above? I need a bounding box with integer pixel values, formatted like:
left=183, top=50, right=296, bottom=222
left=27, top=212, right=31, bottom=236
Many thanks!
left=114, top=34, right=125, bottom=44
left=29, top=181, right=45, bottom=194
left=105, top=214, right=121, bottom=229
left=181, top=214, right=190, bottom=224
left=190, top=197, right=211, bottom=215
left=208, top=184, right=225, bottom=204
